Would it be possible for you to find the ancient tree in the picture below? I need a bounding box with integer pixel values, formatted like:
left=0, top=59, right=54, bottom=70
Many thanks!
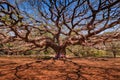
left=0, top=0, right=120, bottom=58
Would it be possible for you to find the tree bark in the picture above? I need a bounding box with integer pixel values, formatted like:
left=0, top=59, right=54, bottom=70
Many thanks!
left=54, top=47, right=66, bottom=59
left=113, top=52, right=116, bottom=58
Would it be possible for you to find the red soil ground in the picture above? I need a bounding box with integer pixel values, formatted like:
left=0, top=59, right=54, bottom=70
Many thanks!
left=0, top=57, right=120, bottom=80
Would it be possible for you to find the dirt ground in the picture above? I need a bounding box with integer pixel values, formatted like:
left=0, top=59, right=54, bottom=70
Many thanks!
left=0, top=57, right=120, bottom=80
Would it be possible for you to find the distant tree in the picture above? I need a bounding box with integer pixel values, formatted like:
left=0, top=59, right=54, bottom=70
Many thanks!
left=0, top=0, right=120, bottom=58
left=105, top=42, right=120, bottom=58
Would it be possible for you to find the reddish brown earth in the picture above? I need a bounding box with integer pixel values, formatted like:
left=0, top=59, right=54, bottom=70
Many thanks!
left=0, top=57, right=120, bottom=80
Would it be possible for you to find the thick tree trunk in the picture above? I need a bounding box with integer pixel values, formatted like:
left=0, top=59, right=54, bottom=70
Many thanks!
left=113, top=52, right=116, bottom=58
left=54, top=47, right=66, bottom=59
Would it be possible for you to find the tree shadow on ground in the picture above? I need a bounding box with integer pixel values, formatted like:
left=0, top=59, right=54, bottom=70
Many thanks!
left=0, top=58, right=120, bottom=80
